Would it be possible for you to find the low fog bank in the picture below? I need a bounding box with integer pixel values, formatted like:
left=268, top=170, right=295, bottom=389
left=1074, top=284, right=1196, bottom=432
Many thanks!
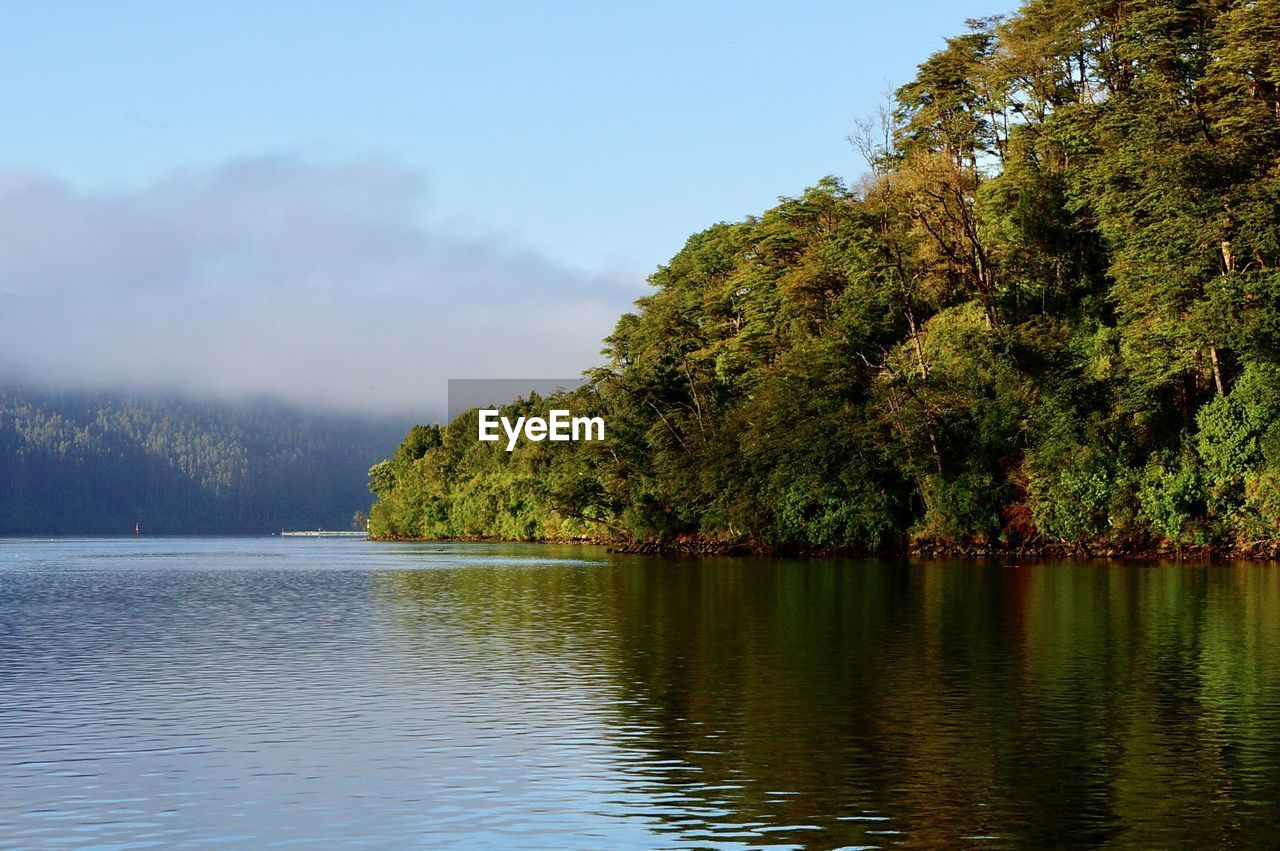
left=0, top=156, right=644, bottom=421
left=0, top=380, right=419, bottom=434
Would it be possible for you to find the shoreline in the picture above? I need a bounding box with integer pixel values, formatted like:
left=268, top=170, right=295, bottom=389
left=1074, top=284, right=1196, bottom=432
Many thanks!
left=367, top=533, right=1280, bottom=562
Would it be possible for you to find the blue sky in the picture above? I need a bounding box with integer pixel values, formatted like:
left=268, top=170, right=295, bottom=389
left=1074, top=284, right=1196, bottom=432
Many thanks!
left=6, top=0, right=1011, bottom=273
left=0, top=1, right=1014, bottom=415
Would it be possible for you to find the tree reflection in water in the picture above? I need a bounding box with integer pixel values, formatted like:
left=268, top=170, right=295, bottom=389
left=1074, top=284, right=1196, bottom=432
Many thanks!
left=374, top=551, right=1280, bottom=848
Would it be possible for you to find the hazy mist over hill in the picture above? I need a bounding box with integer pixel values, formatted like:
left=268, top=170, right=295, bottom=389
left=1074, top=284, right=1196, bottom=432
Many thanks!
left=0, top=156, right=642, bottom=420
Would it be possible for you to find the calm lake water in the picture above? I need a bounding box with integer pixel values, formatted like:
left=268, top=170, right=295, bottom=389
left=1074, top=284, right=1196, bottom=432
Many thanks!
left=3, top=539, right=1280, bottom=848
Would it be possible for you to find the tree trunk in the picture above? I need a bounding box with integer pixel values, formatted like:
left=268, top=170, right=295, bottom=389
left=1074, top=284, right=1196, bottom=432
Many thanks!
left=1209, top=343, right=1225, bottom=398
left=906, top=310, right=929, bottom=379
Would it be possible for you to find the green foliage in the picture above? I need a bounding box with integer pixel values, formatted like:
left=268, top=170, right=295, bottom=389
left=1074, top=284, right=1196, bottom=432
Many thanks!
left=1138, top=451, right=1206, bottom=545
left=1027, top=445, right=1114, bottom=544
left=1195, top=364, right=1280, bottom=540
left=917, top=471, right=1003, bottom=543
left=370, top=0, right=1280, bottom=552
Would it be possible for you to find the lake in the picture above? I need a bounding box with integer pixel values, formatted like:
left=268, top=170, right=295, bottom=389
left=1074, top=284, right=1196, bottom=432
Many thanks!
left=3, top=538, right=1279, bottom=847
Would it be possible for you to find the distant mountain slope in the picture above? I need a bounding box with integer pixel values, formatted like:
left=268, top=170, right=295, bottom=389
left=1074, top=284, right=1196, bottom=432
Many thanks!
left=0, top=387, right=409, bottom=534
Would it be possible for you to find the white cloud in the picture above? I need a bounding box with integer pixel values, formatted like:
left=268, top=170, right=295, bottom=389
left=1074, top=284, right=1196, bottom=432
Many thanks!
left=0, top=156, right=643, bottom=418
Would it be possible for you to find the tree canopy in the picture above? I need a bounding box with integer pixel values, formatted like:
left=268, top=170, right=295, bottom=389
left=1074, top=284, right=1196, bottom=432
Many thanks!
left=371, top=0, right=1280, bottom=554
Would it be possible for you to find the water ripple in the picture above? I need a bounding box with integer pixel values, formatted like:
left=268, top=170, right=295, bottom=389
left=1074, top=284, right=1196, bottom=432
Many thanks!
left=4, top=540, right=1280, bottom=847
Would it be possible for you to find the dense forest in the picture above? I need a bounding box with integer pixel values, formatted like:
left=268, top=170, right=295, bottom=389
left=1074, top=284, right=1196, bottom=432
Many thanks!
left=0, top=387, right=406, bottom=534
left=370, top=0, right=1280, bottom=555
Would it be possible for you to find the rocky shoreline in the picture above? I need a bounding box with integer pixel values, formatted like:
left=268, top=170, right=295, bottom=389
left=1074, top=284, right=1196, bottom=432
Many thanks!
left=607, top=538, right=1280, bottom=560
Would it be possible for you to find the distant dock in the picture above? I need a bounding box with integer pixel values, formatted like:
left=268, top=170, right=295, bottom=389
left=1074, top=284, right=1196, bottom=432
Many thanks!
left=281, top=530, right=367, bottom=538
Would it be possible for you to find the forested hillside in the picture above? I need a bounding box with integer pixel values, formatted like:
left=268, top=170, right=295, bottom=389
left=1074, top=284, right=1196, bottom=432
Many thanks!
left=370, top=0, right=1280, bottom=554
left=0, top=388, right=406, bottom=534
